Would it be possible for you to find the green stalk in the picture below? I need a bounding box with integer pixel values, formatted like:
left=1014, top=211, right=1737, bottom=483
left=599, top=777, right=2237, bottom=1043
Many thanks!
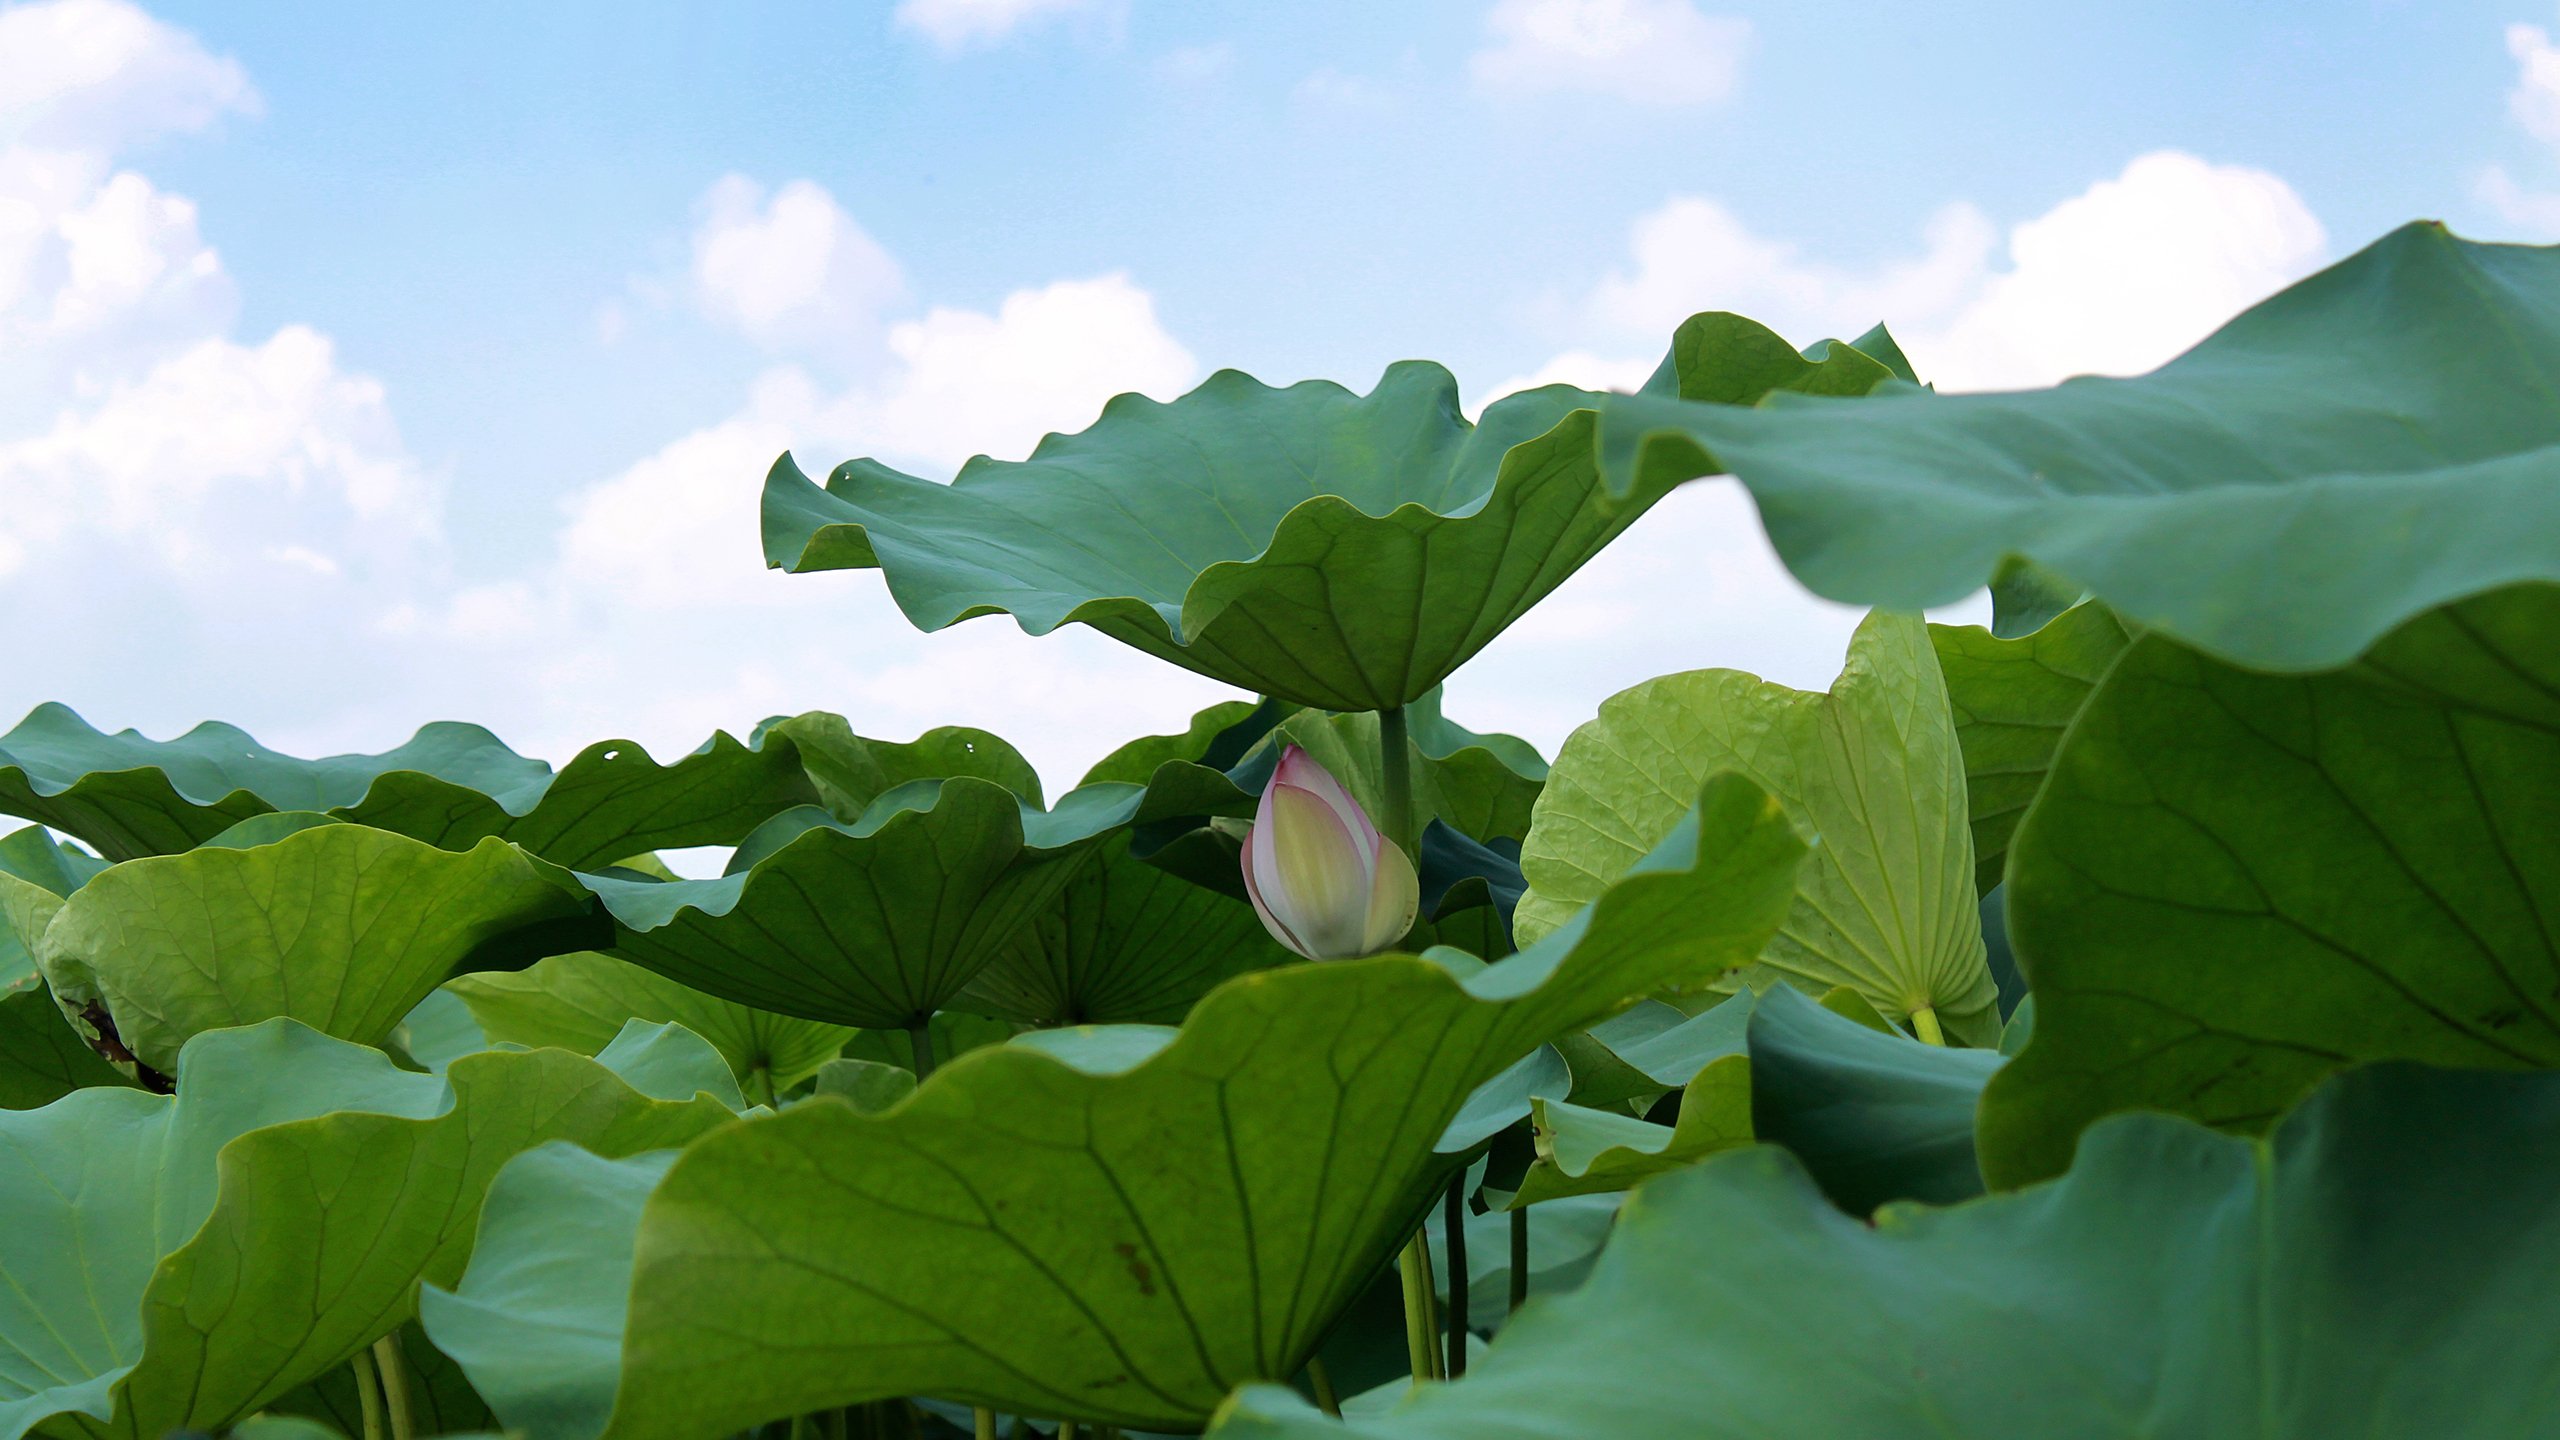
left=1377, top=705, right=1416, bottom=855
left=372, top=1335, right=417, bottom=1440
left=745, top=1062, right=777, bottom=1108
left=973, top=1406, right=996, bottom=1440
left=1397, top=1232, right=1435, bottom=1385
left=907, top=1016, right=939, bottom=1079
left=1443, top=1177, right=1469, bottom=1378
left=1308, top=1356, right=1342, bottom=1417
left=349, top=1345, right=386, bottom=1440
left=1508, top=1207, right=1529, bottom=1314
left=1910, top=1005, right=1946, bottom=1046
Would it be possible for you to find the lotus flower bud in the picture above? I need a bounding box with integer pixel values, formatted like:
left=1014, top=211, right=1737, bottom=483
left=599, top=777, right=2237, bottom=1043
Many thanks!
left=1240, top=745, right=1420, bottom=960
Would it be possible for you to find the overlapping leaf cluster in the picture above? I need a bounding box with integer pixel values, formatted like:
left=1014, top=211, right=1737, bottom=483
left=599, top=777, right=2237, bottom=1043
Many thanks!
left=5, top=221, right=2557, bottom=1440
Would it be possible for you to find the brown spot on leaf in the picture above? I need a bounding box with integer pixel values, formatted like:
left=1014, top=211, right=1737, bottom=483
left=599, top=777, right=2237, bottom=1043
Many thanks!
left=1113, top=1241, right=1157, bottom=1296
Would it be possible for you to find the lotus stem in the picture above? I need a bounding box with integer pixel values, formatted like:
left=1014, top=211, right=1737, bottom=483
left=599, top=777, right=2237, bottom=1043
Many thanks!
left=372, top=1335, right=417, bottom=1440
left=1059, top=1423, right=1079, bottom=1440
left=973, top=1406, right=996, bottom=1440
left=1508, top=1206, right=1528, bottom=1314
left=1443, top=1176, right=1469, bottom=1377
left=1397, top=1232, right=1432, bottom=1383
left=1397, top=1224, right=1445, bottom=1384
left=1377, top=705, right=1416, bottom=858
left=745, top=1062, right=776, bottom=1108
left=1910, top=1005, right=1946, bottom=1046
left=1308, top=1355, right=1342, bottom=1417
left=349, top=1344, right=386, bottom=1440
left=907, top=1017, right=939, bottom=1079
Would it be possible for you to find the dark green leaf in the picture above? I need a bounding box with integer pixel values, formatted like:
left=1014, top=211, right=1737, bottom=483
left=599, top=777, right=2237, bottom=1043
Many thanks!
left=0, top=1020, right=733, bottom=1440
left=957, top=832, right=1293, bottom=1026
left=1599, top=223, right=2560, bottom=672
left=582, top=780, right=1127, bottom=1029
left=763, top=320, right=1892, bottom=711
left=1214, top=1063, right=2560, bottom=1439
left=0, top=704, right=814, bottom=867
left=1980, top=585, right=2560, bottom=1184
left=1930, top=602, right=2136, bottom=893
left=1746, top=985, right=1998, bottom=1214
left=421, top=774, right=1805, bottom=1437
left=446, top=950, right=852, bottom=1096
left=0, top=824, right=598, bottom=1076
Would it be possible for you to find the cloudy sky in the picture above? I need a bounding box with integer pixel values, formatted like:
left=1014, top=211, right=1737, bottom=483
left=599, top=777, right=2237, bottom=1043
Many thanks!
left=4, top=0, right=2550, bottom=788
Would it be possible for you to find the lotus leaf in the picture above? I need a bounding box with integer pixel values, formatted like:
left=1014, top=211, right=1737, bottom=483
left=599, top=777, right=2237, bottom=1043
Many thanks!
left=418, top=773, right=1805, bottom=1437
left=0, top=821, right=599, bottom=1078
left=0, top=704, right=814, bottom=866
left=582, top=777, right=1136, bottom=1030
left=1929, top=602, right=2135, bottom=893
left=763, top=317, right=1897, bottom=710
left=956, top=832, right=1294, bottom=1025
left=446, top=950, right=852, bottom=1100
left=0, top=826, right=122, bottom=1108
left=1981, top=584, right=2560, bottom=1184
left=1215, top=1062, right=2560, bottom=1439
left=1597, top=223, right=2560, bottom=672
left=1516, top=610, right=1998, bottom=1042
left=0, top=1018, right=734, bottom=1440
left=1745, top=983, right=1999, bottom=1213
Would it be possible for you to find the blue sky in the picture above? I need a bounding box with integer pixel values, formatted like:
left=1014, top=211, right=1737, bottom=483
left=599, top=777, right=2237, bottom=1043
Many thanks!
left=7, top=0, right=2559, bottom=787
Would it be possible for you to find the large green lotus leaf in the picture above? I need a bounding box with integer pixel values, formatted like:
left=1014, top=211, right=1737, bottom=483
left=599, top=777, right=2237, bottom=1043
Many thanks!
left=957, top=700, right=1302, bottom=1026
left=582, top=780, right=1134, bottom=1029
left=1215, top=1060, right=2560, bottom=1440
left=956, top=832, right=1294, bottom=1025
left=0, top=703, right=813, bottom=866
left=1516, top=610, right=1998, bottom=1043
left=1514, top=986, right=1995, bottom=1213
left=0, top=1018, right=735, bottom=1440
left=1084, top=700, right=1281, bottom=788
left=760, top=711, right=1043, bottom=815
left=421, top=773, right=1806, bottom=1438
left=446, top=951, right=852, bottom=1100
left=1746, top=983, right=1999, bottom=1214
left=763, top=317, right=1896, bottom=711
left=1, top=823, right=598, bottom=1078
left=0, top=827, right=124, bottom=1108
left=1929, top=602, right=2135, bottom=894
left=422, top=1145, right=676, bottom=1440
left=1511, top=1079, right=1751, bottom=1207
left=1598, top=223, right=2560, bottom=673
left=1980, top=584, right=2560, bottom=1185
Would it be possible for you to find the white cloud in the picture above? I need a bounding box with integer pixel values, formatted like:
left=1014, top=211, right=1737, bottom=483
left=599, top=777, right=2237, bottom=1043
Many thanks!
left=893, top=0, right=1120, bottom=52
left=1471, top=349, right=1656, bottom=413
left=831, top=272, right=1195, bottom=469
left=434, top=228, right=1214, bottom=781
left=1549, top=150, right=2326, bottom=393
left=2480, top=163, right=2560, bottom=235
left=1583, top=196, right=1998, bottom=354
left=0, top=0, right=442, bottom=749
left=691, top=175, right=906, bottom=356
left=2480, top=19, right=2560, bottom=237
left=2508, top=20, right=2560, bottom=149
left=1471, top=0, right=1750, bottom=107
left=0, top=0, right=254, bottom=150
left=1912, top=152, right=2325, bottom=390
